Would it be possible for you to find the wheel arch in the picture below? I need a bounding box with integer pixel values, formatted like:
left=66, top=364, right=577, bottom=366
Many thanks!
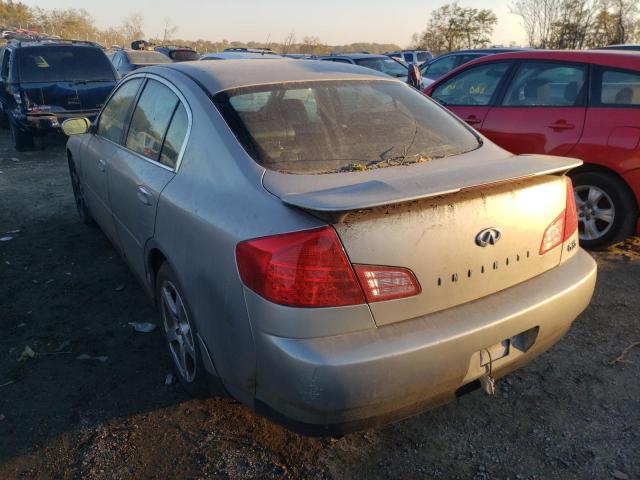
left=569, top=163, right=639, bottom=212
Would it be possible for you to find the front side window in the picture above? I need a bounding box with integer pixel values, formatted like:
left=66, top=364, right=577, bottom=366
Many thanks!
left=18, top=46, right=115, bottom=83
left=432, top=62, right=510, bottom=106
left=97, top=78, right=143, bottom=143
left=599, top=69, right=640, bottom=106
left=126, top=79, right=179, bottom=161
left=502, top=62, right=586, bottom=106
left=214, top=80, right=479, bottom=174
left=403, top=53, right=414, bottom=63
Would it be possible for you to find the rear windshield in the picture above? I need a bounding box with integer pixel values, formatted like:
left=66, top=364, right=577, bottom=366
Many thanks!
left=214, top=80, right=479, bottom=174
left=19, top=46, right=115, bottom=83
left=126, top=51, right=172, bottom=65
left=169, top=50, right=200, bottom=61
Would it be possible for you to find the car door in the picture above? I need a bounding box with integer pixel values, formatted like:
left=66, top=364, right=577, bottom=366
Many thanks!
left=82, top=77, right=144, bottom=246
left=482, top=61, right=588, bottom=155
left=569, top=65, right=640, bottom=171
left=107, top=76, right=190, bottom=282
left=430, top=61, right=513, bottom=128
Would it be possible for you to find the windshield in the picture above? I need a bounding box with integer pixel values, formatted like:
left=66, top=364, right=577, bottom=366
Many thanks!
left=19, top=46, right=115, bottom=83
left=214, top=80, right=479, bottom=174
left=126, top=51, right=172, bottom=65
left=169, top=50, right=200, bottom=61
left=355, top=58, right=408, bottom=78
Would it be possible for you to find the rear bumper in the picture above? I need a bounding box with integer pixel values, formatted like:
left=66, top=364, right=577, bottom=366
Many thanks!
left=14, top=110, right=98, bottom=134
left=253, top=249, right=597, bottom=435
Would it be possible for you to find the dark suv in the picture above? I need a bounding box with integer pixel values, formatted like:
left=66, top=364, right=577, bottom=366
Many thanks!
left=0, top=39, right=117, bottom=150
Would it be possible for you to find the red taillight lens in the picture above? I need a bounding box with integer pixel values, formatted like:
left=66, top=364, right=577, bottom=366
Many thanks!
left=539, top=177, right=579, bottom=255
left=354, top=265, right=421, bottom=303
left=236, top=227, right=366, bottom=307
left=236, top=227, right=422, bottom=307
left=564, top=177, right=578, bottom=241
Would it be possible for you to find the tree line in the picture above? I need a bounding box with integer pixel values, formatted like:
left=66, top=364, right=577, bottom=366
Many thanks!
left=0, top=1, right=400, bottom=54
left=412, top=0, right=639, bottom=55
left=1, top=0, right=639, bottom=56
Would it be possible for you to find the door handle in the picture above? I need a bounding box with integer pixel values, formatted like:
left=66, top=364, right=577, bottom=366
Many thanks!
left=97, top=159, right=106, bottom=172
left=465, top=116, right=482, bottom=125
left=547, top=121, right=575, bottom=131
left=136, top=185, right=152, bottom=206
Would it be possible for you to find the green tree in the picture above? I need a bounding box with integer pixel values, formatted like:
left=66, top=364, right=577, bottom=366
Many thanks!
left=414, top=2, right=498, bottom=55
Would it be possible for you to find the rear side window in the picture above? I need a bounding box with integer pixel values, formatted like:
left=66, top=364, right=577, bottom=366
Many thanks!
left=18, top=46, right=115, bottom=83
left=159, top=103, right=189, bottom=168
left=432, top=63, right=510, bottom=106
left=502, top=62, right=586, bottom=106
left=213, top=80, right=480, bottom=174
left=416, top=52, right=430, bottom=63
left=403, top=53, right=414, bottom=62
left=599, top=69, right=640, bottom=106
left=126, top=79, right=179, bottom=161
left=97, top=78, right=143, bottom=143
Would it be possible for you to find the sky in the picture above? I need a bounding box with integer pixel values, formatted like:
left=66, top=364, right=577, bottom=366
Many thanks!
left=21, top=0, right=527, bottom=47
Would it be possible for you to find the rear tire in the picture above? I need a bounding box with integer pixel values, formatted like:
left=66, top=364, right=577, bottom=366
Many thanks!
left=10, top=121, right=33, bottom=151
left=0, top=110, right=9, bottom=130
left=156, top=262, right=210, bottom=398
left=571, top=171, right=638, bottom=249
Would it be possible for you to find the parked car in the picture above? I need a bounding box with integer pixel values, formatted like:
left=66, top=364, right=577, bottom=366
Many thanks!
left=0, top=39, right=117, bottom=150
left=110, top=49, right=171, bottom=77
left=387, top=49, right=433, bottom=64
left=62, top=59, right=596, bottom=434
left=200, top=51, right=282, bottom=60
left=154, top=45, right=200, bottom=62
left=424, top=49, right=640, bottom=248
left=319, top=53, right=408, bottom=79
left=420, top=48, right=528, bottom=86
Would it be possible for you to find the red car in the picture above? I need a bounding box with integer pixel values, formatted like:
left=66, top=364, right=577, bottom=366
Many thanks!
left=424, top=50, right=640, bottom=248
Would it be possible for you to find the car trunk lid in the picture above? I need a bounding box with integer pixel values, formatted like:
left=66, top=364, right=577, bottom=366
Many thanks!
left=263, top=150, right=580, bottom=326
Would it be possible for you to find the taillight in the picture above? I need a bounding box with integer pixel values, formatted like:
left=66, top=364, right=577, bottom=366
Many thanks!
left=564, top=177, right=578, bottom=240
left=354, top=265, right=421, bottom=303
left=236, top=227, right=365, bottom=307
left=236, top=227, right=421, bottom=308
left=539, top=177, right=578, bottom=255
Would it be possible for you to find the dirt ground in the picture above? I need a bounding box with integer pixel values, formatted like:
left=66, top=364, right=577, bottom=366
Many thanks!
left=0, top=131, right=639, bottom=480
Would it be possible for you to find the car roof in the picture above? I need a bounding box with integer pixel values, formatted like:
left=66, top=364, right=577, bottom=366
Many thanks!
left=323, top=53, right=389, bottom=60
left=152, top=58, right=390, bottom=94
left=201, top=51, right=282, bottom=60
left=456, top=49, right=640, bottom=69
left=9, top=39, right=102, bottom=49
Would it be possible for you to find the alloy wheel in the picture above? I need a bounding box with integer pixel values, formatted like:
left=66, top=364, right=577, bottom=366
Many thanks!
left=160, top=280, right=197, bottom=382
left=574, top=184, right=615, bottom=242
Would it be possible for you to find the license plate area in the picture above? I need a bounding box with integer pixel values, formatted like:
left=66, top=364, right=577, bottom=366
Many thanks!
left=480, top=340, right=510, bottom=366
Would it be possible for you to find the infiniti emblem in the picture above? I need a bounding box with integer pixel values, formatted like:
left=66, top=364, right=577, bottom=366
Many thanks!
left=475, top=228, right=501, bottom=247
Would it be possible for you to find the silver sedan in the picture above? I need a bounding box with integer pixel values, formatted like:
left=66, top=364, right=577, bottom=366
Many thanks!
left=63, top=59, right=597, bottom=435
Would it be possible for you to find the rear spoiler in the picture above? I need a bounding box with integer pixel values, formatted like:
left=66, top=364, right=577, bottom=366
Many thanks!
left=264, top=154, right=582, bottom=220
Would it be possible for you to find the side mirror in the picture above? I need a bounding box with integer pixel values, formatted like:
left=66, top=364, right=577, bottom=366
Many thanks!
left=407, top=63, right=422, bottom=90
left=62, top=117, right=91, bottom=136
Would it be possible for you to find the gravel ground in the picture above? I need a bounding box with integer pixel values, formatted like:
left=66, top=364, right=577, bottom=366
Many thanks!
left=0, top=132, right=639, bottom=480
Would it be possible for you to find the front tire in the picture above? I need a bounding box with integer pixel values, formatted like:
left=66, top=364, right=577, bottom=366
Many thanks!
left=156, top=262, right=209, bottom=398
left=572, top=171, right=638, bottom=249
left=68, top=157, right=93, bottom=225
